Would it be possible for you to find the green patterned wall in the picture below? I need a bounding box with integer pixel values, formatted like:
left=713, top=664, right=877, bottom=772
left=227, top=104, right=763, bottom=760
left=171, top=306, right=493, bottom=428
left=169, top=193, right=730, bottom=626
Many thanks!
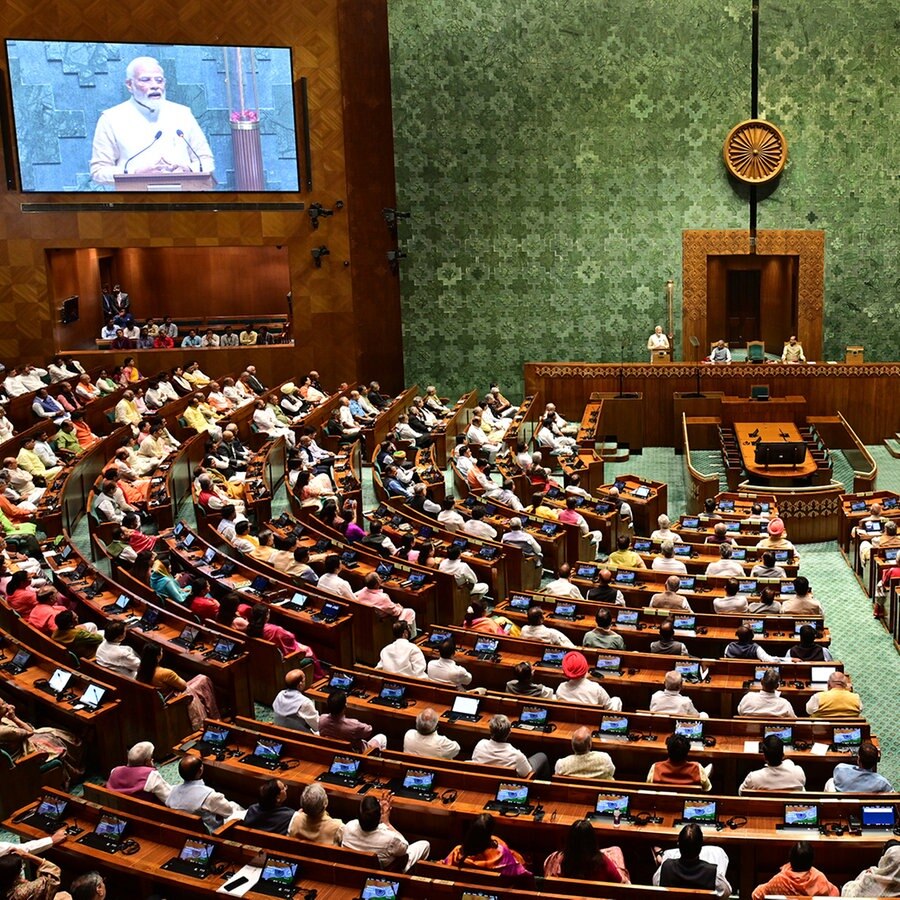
left=388, top=0, right=899, bottom=399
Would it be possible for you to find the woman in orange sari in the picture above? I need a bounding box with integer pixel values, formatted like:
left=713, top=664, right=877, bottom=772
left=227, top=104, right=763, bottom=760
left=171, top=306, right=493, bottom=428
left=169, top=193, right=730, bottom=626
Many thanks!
left=443, top=814, right=531, bottom=878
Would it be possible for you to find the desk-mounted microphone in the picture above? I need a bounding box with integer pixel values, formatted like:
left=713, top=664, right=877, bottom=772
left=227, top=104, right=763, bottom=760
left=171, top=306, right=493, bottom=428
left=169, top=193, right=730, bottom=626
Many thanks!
left=123, top=131, right=163, bottom=174
left=176, top=129, right=203, bottom=172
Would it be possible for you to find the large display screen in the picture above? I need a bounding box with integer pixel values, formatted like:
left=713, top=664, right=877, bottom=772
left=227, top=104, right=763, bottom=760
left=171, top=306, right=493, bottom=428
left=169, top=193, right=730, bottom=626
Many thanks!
left=5, top=40, right=299, bottom=192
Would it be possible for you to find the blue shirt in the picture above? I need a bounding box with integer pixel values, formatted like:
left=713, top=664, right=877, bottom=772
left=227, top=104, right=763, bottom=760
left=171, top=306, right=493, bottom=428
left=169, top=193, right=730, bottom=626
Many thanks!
left=181, top=335, right=202, bottom=347
left=349, top=399, right=367, bottom=419
left=832, top=763, right=893, bottom=793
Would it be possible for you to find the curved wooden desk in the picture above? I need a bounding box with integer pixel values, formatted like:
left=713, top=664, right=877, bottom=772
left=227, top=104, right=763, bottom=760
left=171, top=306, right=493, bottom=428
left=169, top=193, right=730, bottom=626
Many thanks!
left=735, top=422, right=817, bottom=481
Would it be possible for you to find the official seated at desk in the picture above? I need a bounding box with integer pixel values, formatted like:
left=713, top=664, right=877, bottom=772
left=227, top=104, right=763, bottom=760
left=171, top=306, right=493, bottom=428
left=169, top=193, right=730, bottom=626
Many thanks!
left=782, top=335, right=807, bottom=363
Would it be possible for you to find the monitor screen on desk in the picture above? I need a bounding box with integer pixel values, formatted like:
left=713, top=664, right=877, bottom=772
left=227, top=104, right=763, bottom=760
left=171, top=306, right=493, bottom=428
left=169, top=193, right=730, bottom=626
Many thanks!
left=754, top=441, right=807, bottom=466
left=783, top=803, right=819, bottom=828
left=682, top=800, right=717, bottom=824
left=675, top=720, right=703, bottom=741
left=5, top=40, right=300, bottom=193
left=599, top=715, right=628, bottom=737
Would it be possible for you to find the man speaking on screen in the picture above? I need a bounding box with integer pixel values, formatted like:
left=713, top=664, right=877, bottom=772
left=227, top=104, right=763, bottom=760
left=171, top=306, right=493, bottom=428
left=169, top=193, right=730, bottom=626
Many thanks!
left=90, top=56, right=215, bottom=185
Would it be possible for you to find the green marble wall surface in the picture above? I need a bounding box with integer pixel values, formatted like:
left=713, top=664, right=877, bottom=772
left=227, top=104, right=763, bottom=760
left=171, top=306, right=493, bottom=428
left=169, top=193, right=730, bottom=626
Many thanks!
left=388, top=0, right=899, bottom=399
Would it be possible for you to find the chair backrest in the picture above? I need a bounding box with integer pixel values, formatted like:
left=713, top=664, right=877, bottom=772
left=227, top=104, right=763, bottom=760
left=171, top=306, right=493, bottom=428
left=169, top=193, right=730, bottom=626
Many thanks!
left=747, top=341, right=765, bottom=362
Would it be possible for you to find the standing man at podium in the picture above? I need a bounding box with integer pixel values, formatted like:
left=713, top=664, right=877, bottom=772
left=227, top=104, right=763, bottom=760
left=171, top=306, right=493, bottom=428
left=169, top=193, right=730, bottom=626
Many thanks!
left=90, top=56, right=215, bottom=186
left=647, top=326, right=670, bottom=361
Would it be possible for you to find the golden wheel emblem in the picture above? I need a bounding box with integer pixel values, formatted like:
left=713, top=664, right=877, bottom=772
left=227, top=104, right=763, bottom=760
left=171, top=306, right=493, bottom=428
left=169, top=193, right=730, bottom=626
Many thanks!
left=723, top=119, right=787, bottom=184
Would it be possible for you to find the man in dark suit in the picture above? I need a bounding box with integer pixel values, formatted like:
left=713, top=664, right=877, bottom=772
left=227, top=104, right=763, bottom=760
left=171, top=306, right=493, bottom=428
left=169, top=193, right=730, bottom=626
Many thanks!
left=245, top=366, right=266, bottom=395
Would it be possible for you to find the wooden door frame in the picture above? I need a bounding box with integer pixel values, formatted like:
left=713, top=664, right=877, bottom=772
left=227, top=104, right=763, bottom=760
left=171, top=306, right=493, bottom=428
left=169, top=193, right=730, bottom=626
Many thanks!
left=681, top=230, right=824, bottom=361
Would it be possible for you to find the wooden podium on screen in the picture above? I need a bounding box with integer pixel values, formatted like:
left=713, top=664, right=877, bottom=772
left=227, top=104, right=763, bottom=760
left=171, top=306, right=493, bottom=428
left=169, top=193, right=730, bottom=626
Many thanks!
left=650, top=348, right=671, bottom=365
left=845, top=346, right=864, bottom=364
left=113, top=172, right=215, bottom=192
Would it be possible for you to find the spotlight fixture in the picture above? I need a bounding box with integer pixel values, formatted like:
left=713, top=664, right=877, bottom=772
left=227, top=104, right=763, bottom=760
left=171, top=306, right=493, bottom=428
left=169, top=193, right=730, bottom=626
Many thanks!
left=383, top=208, right=411, bottom=232
left=308, top=202, right=339, bottom=229
left=387, top=249, right=407, bottom=274
left=311, top=246, right=330, bottom=268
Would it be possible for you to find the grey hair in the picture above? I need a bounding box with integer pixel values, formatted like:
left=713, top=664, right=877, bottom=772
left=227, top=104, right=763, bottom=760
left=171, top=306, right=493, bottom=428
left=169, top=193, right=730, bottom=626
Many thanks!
left=416, top=707, right=440, bottom=735
left=300, top=782, right=328, bottom=817
left=658, top=514, right=671, bottom=529
left=126, top=56, right=162, bottom=81
left=661, top=540, right=674, bottom=557
left=488, top=714, right=511, bottom=742
left=69, top=871, right=104, bottom=897
left=127, top=741, right=154, bottom=766
left=664, top=670, right=683, bottom=692
left=508, top=517, right=522, bottom=530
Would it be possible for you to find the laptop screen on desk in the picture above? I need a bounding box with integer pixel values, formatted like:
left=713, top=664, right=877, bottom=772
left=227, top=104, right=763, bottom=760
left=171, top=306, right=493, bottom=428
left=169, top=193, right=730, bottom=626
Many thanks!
left=674, top=544, right=692, bottom=557
left=743, top=618, right=764, bottom=634
left=201, top=727, right=230, bottom=747
left=593, top=656, right=621, bottom=672
left=520, top=706, right=548, bottom=726
left=616, top=609, right=639, bottom=626
left=261, top=858, right=298, bottom=887
left=473, top=638, right=499, bottom=655
left=402, top=769, right=435, bottom=793
left=540, top=649, right=565, bottom=666
left=94, top=815, right=126, bottom=839
left=509, top=594, right=531, bottom=610
left=682, top=800, right=717, bottom=824
left=783, top=803, right=819, bottom=828
left=862, top=805, right=895, bottom=829
left=614, top=571, right=636, bottom=585
left=833, top=726, right=862, bottom=748
left=764, top=724, right=793, bottom=745
left=495, top=783, right=529, bottom=806
left=48, top=669, right=71, bottom=694
left=595, top=793, right=629, bottom=817
left=380, top=682, right=406, bottom=702
left=179, top=839, right=214, bottom=862
left=576, top=564, right=598, bottom=579
left=253, top=739, right=282, bottom=761
left=675, top=720, right=703, bottom=741
left=599, top=715, right=628, bottom=737
left=329, top=756, right=360, bottom=778
left=672, top=615, right=696, bottom=631
left=451, top=696, right=480, bottom=718
left=676, top=661, right=700, bottom=679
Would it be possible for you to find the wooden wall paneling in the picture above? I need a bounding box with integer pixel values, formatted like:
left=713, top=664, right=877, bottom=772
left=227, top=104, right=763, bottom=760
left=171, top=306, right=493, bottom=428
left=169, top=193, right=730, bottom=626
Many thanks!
left=759, top=256, right=796, bottom=352
left=683, top=231, right=824, bottom=362
left=0, top=0, right=402, bottom=394
left=337, top=0, right=404, bottom=393
left=524, top=362, right=900, bottom=447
